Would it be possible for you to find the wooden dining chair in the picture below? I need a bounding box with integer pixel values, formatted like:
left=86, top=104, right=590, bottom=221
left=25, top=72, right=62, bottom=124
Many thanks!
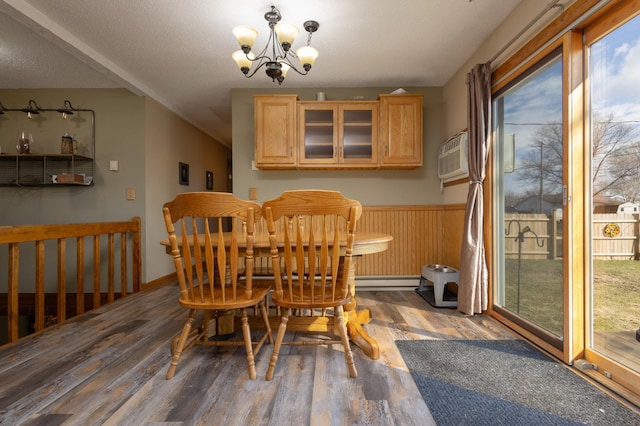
left=162, top=192, right=273, bottom=380
left=262, top=190, right=362, bottom=380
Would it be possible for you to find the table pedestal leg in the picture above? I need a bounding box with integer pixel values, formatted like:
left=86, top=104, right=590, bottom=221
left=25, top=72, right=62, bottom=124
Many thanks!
left=344, top=256, right=380, bottom=360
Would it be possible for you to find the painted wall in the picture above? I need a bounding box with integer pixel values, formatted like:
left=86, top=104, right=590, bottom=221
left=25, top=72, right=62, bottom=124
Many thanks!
left=144, top=97, right=231, bottom=281
left=231, top=87, right=444, bottom=206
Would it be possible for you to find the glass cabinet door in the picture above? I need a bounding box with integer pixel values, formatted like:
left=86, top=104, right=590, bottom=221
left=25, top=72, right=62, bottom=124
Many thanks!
left=300, top=107, right=335, bottom=162
left=342, top=106, right=377, bottom=164
left=299, top=102, right=377, bottom=167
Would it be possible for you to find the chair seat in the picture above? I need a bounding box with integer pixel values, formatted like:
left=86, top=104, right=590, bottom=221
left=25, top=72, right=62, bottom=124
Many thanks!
left=272, top=290, right=351, bottom=310
left=179, top=285, right=271, bottom=310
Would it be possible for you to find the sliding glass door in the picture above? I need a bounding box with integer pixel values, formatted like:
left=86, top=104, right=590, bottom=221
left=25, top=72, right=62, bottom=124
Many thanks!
left=584, top=8, right=640, bottom=392
left=493, top=49, right=565, bottom=349
left=490, top=1, right=640, bottom=397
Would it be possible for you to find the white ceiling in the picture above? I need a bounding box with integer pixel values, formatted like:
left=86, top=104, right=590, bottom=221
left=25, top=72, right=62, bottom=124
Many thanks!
left=0, top=0, right=523, bottom=148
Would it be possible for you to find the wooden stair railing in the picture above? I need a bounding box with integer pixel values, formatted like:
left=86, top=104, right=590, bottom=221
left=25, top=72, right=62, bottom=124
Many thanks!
left=0, top=217, right=142, bottom=345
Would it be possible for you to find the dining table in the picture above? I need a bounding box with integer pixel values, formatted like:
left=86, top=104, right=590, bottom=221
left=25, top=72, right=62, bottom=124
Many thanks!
left=161, top=229, right=393, bottom=360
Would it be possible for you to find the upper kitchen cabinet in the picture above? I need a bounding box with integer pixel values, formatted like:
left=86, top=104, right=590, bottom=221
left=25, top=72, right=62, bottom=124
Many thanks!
left=378, top=94, right=423, bottom=169
left=298, top=101, right=378, bottom=169
left=254, top=95, right=298, bottom=169
left=253, top=93, right=423, bottom=170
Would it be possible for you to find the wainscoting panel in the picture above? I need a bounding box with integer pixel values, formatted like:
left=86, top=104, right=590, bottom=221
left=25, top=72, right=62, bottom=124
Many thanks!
left=356, top=205, right=466, bottom=278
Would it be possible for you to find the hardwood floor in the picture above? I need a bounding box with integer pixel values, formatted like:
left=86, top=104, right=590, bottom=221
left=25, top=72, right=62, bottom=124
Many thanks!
left=0, top=282, right=524, bottom=425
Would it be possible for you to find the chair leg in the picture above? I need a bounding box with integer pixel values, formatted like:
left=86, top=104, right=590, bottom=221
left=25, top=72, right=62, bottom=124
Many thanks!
left=166, top=308, right=196, bottom=380
left=335, top=306, right=357, bottom=378
left=201, top=310, right=211, bottom=341
left=240, top=308, right=257, bottom=380
left=259, top=300, right=274, bottom=344
left=265, top=308, right=290, bottom=381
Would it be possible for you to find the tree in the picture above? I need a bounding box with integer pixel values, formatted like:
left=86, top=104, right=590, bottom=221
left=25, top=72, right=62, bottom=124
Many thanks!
left=592, top=114, right=640, bottom=201
left=514, top=113, right=639, bottom=203
left=515, top=123, right=563, bottom=196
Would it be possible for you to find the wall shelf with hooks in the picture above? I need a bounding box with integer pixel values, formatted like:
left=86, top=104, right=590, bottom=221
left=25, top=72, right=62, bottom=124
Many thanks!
left=0, top=99, right=95, bottom=187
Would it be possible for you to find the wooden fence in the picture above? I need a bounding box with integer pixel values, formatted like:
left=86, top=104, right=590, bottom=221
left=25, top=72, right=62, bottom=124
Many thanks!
left=0, top=218, right=142, bottom=345
left=504, top=212, right=639, bottom=260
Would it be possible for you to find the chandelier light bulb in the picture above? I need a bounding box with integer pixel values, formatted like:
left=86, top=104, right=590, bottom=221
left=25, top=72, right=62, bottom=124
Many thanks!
left=232, top=26, right=258, bottom=53
left=296, top=46, right=319, bottom=71
left=280, top=62, right=290, bottom=78
left=232, top=50, right=255, bottom=74
left=274, top=23, right=299, bottom=51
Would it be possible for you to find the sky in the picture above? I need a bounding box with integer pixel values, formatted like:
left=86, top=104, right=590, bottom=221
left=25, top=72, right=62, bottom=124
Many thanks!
left=590, top=13, right=640, bottom=122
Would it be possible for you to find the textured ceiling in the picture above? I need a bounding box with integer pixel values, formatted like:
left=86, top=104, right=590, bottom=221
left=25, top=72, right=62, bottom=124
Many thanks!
left=0, top=0, right=525, bottom=147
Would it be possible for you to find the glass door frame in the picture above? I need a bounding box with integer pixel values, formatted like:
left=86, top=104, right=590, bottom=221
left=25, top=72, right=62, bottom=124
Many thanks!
left=488, top=34, right=585, bottom=364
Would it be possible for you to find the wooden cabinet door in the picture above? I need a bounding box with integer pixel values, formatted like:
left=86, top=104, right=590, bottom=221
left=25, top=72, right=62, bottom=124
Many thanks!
left=254, top=95, right=297, bottom=169
left=379, top=94, right=423, bottom=168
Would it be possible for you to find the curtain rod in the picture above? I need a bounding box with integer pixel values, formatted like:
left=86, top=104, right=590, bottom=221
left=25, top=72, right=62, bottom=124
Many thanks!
left=490, top=0, right=564, bottom=64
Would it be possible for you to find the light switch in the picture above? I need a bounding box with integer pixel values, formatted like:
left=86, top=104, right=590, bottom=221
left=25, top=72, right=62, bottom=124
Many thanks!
left=126, top=188, right=135, bottom=200
left=109, top=160, right=119, bottom=171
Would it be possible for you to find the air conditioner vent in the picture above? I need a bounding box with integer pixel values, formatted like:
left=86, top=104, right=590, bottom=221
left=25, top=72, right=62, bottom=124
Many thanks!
left=438, top=132, right=469, bottom=182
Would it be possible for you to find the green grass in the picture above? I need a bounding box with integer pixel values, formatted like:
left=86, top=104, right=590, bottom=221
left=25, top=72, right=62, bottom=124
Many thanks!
left=502, top=259, right=640, bottom=335
left=504, top=259, right=564, bottom=334
left=592, top=260, right=640, bottom=332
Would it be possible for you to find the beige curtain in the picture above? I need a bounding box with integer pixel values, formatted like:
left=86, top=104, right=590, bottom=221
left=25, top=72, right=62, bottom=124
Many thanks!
left=458, top=62, right=492, bottom=315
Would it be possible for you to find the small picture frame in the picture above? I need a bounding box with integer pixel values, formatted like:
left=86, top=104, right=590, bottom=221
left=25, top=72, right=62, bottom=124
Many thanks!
left=206, top=170, right=213, bottom=191
left=179, top=162, right=189, bottom=185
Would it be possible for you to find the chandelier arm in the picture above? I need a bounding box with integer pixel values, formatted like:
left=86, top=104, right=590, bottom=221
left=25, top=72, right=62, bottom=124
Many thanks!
left=279, top=58, right=309, bottom=76
left=241, top=60, right=270, bottom=78
left=247, top=27, right=288, bottom=63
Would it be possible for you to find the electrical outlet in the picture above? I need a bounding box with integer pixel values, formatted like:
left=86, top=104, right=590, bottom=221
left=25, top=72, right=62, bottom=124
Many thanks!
left=126, top=188, right=135, bottom=200
left=249, top=187, right=257, bottom=200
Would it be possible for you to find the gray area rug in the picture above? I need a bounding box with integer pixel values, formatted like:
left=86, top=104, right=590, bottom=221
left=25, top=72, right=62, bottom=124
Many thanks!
left=395, top=339, right=640, bottom=426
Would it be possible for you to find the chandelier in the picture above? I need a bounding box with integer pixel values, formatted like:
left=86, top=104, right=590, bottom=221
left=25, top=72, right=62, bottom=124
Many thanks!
left=232, top=5, right=319, bottom=84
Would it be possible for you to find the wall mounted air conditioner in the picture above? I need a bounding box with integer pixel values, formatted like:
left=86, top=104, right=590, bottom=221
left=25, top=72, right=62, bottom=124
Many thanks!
left=438, top=131, right=469, bottom=182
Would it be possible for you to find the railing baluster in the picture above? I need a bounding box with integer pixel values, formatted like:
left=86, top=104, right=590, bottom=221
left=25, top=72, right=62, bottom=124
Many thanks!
left=108, top=233, right=115, bottom=303
left=132, top=217, right=141, bottom=293
left=77, top=236, right=85, bottom=314
left=93, top=235, right=101, bottom=308
left=35, top=240, right=45, bottom=331
left=120, top=232, right=127, bottom=298
left=57, top=239, right=67, bottom=322
left=7, top=243, right=19, bottom=343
